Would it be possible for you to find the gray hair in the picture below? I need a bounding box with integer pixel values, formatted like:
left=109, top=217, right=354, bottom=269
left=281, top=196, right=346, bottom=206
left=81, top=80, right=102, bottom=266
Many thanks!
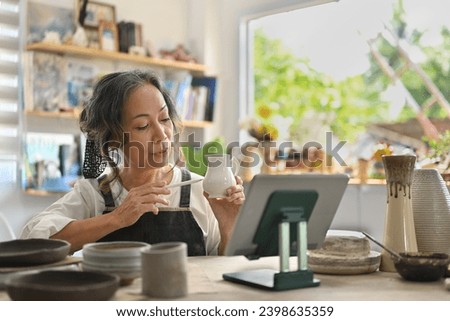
left=79, top=69, right=181, bottom=188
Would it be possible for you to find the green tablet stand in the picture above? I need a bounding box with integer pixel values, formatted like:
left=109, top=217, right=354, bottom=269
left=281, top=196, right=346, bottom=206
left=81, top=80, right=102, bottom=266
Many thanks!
left=223, top=190, right=320, bottom=291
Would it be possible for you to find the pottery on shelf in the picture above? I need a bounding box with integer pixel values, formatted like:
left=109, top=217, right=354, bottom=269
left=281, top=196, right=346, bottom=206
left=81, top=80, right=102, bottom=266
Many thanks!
left=72, top=23, right=89, bottom=47
left=412, top=168, right=450, bottom=254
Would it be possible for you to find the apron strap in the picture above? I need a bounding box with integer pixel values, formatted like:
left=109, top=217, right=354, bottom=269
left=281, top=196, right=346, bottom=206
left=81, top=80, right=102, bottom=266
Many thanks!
left=98, top=175, right=115, bottom=210
left=179, top=168, right=191, bottom=208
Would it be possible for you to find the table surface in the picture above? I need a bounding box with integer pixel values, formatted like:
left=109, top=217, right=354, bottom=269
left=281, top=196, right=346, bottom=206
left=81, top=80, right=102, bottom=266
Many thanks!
left=1, top=255, right=449, bottom=301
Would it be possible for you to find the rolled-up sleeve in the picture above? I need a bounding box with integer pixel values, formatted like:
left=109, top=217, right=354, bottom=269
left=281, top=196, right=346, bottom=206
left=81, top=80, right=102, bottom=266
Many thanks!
left=20, top=179, right=102, bottom=239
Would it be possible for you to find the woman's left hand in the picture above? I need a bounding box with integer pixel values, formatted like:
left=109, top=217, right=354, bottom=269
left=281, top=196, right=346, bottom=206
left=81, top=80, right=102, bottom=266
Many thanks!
left=206, top=175, right=245, bottom=210
left=206, top=176, right=245, bottom=254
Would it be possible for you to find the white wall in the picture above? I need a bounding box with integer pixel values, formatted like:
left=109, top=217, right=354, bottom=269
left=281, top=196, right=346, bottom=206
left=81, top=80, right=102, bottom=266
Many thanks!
left=107, top=0, right=188, bottom=51
left=331, top=184, right=387, bottom=249
left=187, top=0, right=337, bottom=143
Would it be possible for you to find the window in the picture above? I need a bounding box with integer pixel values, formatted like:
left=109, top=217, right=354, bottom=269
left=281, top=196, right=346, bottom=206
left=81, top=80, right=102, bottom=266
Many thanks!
left=0, top=0, right=20, bottom=190
left=244, top=0, right=450, bottom=174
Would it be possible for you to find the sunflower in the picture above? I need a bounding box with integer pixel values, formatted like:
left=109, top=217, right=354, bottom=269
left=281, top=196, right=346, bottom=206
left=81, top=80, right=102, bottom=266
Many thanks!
left=256, top=104, right=273, bottom=120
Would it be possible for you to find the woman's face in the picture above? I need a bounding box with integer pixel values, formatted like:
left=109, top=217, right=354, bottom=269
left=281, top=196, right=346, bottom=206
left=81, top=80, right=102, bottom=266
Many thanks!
left=121, top=84, right=173, bottom=169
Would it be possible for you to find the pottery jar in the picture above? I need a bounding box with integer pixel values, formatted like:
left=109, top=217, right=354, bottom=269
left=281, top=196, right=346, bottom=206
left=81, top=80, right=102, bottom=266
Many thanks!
left=380, top=155, right=418, bottom=272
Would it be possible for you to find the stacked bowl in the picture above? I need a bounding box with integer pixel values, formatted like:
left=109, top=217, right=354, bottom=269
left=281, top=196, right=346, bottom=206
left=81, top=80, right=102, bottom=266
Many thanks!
left=82, top=241, right=150, bottom=286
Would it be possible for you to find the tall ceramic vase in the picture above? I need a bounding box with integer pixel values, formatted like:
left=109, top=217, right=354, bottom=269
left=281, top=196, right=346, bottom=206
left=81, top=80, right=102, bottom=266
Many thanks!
left=380, top=155, right=418, bottom=272
left=412, top=169, right=450, bottom=254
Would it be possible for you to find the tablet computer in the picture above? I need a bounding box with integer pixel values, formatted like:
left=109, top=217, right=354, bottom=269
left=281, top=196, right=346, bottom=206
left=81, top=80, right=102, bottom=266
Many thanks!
left=224, top=173, right=349, bottom=257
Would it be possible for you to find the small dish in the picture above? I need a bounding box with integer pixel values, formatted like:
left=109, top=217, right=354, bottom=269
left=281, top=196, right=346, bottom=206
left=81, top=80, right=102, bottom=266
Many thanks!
left=0, top=239, right=70, bottom=267
left=393, top=252, right=449, bottom=282
left=5, top=270, right=119, bottom=301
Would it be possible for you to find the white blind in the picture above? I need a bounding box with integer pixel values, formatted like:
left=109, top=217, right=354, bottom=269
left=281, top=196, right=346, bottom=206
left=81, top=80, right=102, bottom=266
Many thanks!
left=0, top=0, right=20, bottom=187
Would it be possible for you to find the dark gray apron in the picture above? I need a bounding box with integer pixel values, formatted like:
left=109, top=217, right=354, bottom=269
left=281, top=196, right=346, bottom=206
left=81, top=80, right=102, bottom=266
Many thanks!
left=97, top=169, right=206, bottom=256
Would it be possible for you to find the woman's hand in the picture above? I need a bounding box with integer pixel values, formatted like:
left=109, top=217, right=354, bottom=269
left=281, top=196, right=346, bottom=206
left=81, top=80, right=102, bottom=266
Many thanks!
left=51, top=180, right=171, bottom=253
left=206, top=176, right=245, bottom=254
left=111, top=181, right=171, bottom=228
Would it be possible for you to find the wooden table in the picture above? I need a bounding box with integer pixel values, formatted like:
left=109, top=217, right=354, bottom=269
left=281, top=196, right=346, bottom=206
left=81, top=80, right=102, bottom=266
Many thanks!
left=1, top=255, right=449, bottom=301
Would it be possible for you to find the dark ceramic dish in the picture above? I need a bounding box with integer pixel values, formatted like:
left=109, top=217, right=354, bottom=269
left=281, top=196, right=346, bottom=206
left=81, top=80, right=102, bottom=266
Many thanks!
left=0, top=239, right=70, bottom=267
left=6, top=270, right=120, bottom=301
left=393, top=252, right=449, bottom=282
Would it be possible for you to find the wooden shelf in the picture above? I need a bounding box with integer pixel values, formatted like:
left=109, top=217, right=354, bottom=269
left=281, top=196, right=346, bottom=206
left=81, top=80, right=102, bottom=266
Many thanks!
left=25, top=110, right=213, bottom=128
left=182, top=120, right=213, bottom=128
left=24, top=189, right=67, bottom=197
left=26, top=42, right=208, bottom=73
left=25, top=109, right=81, bottom=119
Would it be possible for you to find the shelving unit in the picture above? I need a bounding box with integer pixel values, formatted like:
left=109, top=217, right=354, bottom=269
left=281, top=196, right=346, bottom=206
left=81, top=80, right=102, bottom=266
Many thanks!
left=22, top=42, right=215, bottom=195
left=24, top=43, right=213, bottom=128
left=26, top=42, right=208, bottom=74
left=25, top=109, right=212, bottom=128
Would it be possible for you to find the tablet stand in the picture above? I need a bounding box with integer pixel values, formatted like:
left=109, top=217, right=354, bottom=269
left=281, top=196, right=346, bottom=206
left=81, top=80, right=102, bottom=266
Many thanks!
left=223, top=190, right=320, bottom=291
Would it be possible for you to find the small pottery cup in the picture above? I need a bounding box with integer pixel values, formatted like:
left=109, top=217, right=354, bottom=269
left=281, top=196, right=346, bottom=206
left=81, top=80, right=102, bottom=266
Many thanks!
left=141, top=242, right=188, bottom=298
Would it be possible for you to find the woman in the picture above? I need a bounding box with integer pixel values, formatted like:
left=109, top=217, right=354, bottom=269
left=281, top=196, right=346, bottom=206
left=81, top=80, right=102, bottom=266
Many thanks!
left=21, top=70, right=245, bottom=255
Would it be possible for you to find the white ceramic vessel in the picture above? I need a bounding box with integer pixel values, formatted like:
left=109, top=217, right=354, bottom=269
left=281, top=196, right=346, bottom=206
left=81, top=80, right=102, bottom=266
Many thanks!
left=203, top=154, right=238, bottom=198
left=412, top=168, right=450, bottom=254
left=380, top=155, right=418, bottom=272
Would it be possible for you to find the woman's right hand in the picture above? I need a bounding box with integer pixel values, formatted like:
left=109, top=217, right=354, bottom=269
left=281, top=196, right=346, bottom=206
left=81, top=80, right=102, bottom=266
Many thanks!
left=111, top=181, right=171, bottom=228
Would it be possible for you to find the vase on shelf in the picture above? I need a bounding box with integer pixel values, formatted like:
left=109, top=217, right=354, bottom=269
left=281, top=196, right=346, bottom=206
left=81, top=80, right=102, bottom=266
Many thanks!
left=411, top=168, right=450, bottom=254
left=258, top=141, right=276, bottom=174
left=380, top=155, right=418, bottom=272
left=72, top=23, right=88, bottom=47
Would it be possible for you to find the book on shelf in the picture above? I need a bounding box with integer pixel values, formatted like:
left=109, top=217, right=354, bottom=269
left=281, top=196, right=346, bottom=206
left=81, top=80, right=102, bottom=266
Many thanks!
left=190, top=76, right=217, bottom=122
left=117, top=21, right=128, bottom=53
left=182, top=86, right=208, bottom=122
left=23, top=132, right=82, bottom=193
left=175, top=74, right=193, bottom=118
left=163, top=72, right=193, bottom=118
left=162, top=75, right=217, bottom=123
left=66, top=61, right=98, bottom=109
left=23, top=52, right=67, bottom=112
left=118, top=21, right=143, bottom=53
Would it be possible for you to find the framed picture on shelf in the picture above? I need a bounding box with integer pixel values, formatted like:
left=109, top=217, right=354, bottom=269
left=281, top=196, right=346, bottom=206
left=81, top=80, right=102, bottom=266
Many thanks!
left=27, top=2, right=74, bottom=44
left=79, top=0, right=116, bottom=28
left=84, top=27, right=100, bottom=49
left=99, top=20, right=118, bottom=52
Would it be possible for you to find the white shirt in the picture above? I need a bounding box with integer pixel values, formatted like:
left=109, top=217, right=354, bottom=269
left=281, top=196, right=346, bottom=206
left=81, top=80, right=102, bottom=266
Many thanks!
left=20, top=167, right=220, bottom=255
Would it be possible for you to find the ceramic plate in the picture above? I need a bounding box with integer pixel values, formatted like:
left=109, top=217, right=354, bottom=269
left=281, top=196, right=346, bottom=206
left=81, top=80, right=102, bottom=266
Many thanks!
left=5, top=270, right=119, bottom=301
left=307, top=250, right=381, bottom=275
left=0, top=239, right=70, bottom=267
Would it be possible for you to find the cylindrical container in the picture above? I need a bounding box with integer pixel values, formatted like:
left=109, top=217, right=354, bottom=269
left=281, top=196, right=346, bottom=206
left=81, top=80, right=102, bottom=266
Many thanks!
left=412, top=168, right=450, bottom=254
left=380, top=155, right=418, bottom=272
left=141, top=242, right=188, bottom=298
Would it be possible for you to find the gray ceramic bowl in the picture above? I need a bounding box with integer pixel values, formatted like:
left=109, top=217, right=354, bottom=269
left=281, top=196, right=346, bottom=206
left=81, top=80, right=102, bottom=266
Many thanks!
left=0, top=239, right=70, bottom=267
left=393, top=252, right=449, bottom=282
left=6, top=270, right=119, bottom=301
left=82, top=241, right=150, bottom=286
